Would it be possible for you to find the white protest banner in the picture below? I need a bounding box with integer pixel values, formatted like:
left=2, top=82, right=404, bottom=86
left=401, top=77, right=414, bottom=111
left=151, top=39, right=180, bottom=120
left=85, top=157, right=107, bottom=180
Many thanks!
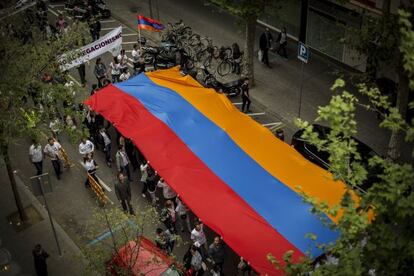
left=58, top=26, right=122, bottom=71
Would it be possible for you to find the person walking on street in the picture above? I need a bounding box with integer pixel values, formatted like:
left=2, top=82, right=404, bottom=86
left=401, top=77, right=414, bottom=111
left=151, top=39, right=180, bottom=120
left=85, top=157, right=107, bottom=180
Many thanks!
left=191, top=219, right=208, bottom=258
left=83, top=154, right=100, bottom=188
left=131, top=44, right=144, bottom=75
left=208, top=236, right=226, bottom=272
left=99, top=128, right=112, bottom=167
left=116, top=144, right=132, bottom=181
left=241, top=78, right=251, bottom=113
left=119, top=68, right=131, bottom=82
left=32, top=244, right=49, bottom=276
left=155, top=227, right=175, bottom=254
left=43, top=138, right=62, bottom=180
left=140, top=161, right=149, bottom=197
left=231, top=43, right=242, bottom=75
left=146, top=168, right=159, bottom=203
left=259, top=28, right=273, bottom=68
left=190, top=245, right=204, bottom=276
left=114, top=172, right=134, bottom=215
left=176, top=197, right=192, bottom=233
left=277, top=27, right=288, bottom=59
left=160, top=200, right=176, bottom=232
left=117, top=49, right=128, bottom=73
left=110, top=56, right=121, bottom=83
left=94, top=57, right=107, bottom=88
left=77, top=63, right=87, bottom=87
left=29, top=140, right=43, bottom=175
left=78, top=138, right=95, bottom=160
left=157, top=178, right=177, bottom=203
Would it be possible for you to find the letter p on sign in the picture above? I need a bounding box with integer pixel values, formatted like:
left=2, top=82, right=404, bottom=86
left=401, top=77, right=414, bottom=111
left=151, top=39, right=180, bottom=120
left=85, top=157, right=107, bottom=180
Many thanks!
left=297, top=42, right=309, bottom=63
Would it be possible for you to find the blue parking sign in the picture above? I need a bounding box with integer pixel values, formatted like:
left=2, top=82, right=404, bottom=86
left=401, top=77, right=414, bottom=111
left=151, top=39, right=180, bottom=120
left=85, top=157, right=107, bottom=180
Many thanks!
left=297, top=42, right=309, bottom=63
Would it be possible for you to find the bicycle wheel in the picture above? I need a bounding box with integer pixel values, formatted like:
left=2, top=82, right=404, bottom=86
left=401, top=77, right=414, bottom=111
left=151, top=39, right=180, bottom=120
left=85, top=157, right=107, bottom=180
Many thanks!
left=217, top=60, right=232, bottom=77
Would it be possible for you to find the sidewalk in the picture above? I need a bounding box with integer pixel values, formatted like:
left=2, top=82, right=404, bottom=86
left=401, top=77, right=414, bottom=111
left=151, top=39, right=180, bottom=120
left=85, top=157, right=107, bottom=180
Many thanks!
left=0, top=167, right=85, bottom=276
left=107, top=0, right=410, bottom=160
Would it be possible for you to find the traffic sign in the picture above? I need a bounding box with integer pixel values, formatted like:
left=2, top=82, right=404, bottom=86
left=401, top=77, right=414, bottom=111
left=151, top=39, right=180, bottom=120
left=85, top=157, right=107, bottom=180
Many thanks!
left=297, top=42, right=309, bottom=63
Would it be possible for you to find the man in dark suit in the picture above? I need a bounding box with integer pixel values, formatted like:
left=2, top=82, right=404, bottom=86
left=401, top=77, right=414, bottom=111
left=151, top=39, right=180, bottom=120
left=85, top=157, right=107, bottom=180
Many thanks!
left=259, top=28, right=273, bottom=68
left=114, top=172, right=134, bottom=215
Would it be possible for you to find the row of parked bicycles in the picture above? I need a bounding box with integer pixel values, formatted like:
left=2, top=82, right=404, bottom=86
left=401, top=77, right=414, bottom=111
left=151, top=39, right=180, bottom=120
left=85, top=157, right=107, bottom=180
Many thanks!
left=139, top=20, right=245, bottom=97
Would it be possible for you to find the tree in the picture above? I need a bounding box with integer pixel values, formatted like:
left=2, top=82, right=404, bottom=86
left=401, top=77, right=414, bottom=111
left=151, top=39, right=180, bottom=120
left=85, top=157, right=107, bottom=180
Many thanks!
left=0, top=13, right=89, bottom=221
left=209, top=0, right=279, bottom=84
left=343, top=0, right=413, bottom=160
left=82, top=206, right=184, bottom=275
left=269, top=6, right=414, bottom=275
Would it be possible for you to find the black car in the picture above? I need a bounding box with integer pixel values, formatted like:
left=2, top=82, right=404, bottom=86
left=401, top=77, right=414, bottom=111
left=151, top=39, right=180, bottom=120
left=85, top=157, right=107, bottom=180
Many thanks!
left=291, top=124, right=380, bottom=192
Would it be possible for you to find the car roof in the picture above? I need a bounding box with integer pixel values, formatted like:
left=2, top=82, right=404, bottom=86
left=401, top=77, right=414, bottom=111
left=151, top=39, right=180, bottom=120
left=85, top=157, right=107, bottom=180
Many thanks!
left=110, top=236, right=175, bottom=276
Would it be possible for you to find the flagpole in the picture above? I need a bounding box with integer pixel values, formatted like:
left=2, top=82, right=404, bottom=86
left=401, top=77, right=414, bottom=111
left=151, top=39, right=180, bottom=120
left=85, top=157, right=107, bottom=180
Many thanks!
left=138, top=26, right=142, bottom=50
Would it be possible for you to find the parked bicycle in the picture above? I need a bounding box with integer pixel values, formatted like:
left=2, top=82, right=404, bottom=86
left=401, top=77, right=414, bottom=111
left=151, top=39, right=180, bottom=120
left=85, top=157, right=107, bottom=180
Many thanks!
left=161, top=20, right=192, bottom=44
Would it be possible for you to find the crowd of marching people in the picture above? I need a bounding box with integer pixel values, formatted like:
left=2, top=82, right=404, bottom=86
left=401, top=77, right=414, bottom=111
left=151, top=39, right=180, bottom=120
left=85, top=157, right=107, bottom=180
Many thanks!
left=22, top=3, right=256, bottom=275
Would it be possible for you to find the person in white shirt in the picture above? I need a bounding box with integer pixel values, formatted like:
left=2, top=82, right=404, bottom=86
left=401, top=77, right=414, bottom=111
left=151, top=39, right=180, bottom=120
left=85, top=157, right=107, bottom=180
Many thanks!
left=49, top=117, right=61, bottom=141
left=119, top=68, right=131, bottom=82
left=43, top=138, right=62, bottom=180
left=29, top=139, right=43, bottom=175
left=109, top=56, right=121, bottom=83
left=117, top=49, right=128, bottom=72
left=176, top=197, right=192, bottom=233
left=83, top=155, right=101, bottom=189
left=140, top=161, right=149, bottom=198
left=131, top=44, right=144, bottom=75
left=99, top=128, right=112, bottom=167
left=78, top=138, right=95, bottom=159
left=191, top=220, right=208, bottom=258
left=157, top=178, right=177, bottom=202
left=115, top=144, right=131, bottom=181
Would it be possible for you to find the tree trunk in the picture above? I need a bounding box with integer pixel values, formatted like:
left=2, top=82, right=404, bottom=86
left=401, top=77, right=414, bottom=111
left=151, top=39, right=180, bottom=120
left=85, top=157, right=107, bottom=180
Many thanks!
left=244, top=16, right=257, bottom=85
left=387, top=69, right=409, bottom=160
left=1, top=143, right=28, bottom=221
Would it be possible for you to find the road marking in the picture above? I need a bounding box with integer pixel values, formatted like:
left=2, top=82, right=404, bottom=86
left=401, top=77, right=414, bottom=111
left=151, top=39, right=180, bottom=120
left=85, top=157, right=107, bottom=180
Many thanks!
left=87, top=219, right=136, bottom=246
left=101, top=27, right=127, bottom=31
left=262, top=122, right=283, bottom=127
left=50, top=4, right=64, bottom=7
left=122, top=33, right=137, bottom=37
left=122, top=41, right=137, bottom=45
left=100, top=19, right=116, bottom=23
left=67, top=74, right=81, bottom=86
left=48, top=7, right=59, bottom=17
left=247, top=112, right=265, bottom=116
left=0, top=2, right=36, bottom=21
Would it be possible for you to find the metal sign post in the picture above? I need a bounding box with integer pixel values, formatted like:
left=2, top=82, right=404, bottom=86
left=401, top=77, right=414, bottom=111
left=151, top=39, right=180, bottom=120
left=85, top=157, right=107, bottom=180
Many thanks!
left=297, top=42, right=310, bottom=118
left=30, top=173, right=62, bottom=256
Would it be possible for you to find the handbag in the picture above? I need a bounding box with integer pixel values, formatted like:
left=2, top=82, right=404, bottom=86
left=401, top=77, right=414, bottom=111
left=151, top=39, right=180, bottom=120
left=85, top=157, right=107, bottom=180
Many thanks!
left=257, top=49, right=263, bottom=62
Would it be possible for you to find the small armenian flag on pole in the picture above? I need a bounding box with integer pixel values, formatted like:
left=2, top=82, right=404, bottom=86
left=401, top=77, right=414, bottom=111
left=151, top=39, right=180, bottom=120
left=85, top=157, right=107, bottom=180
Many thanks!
left=137, top=15, right=165, bottom=32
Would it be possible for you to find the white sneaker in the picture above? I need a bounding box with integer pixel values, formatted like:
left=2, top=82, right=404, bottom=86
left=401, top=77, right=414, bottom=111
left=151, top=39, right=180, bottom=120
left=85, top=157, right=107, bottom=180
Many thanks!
left=142, top=194, right=146, bottom=198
